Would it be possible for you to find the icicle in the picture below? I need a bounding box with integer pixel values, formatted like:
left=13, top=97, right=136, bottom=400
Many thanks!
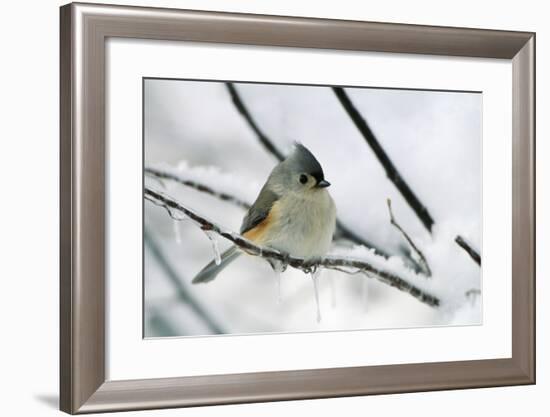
left=173, top=219, right=182, bottom=245
left=167, top=207, right=187, bottom=245
left=204, top=230, right=221, bottom=265
left=270, top=260, right=287, bottom=304
left=311, top=268, right=322, bottom=323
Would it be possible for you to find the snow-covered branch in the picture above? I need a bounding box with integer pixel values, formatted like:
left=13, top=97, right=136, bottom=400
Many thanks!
left=455, top=235, right=481, bottom=265
left=332, top=87, right=435, bottom=233
left=145, top=166, right=251, bottom=210
left=145, top=187, right=440, bottom=307
left=387, top=198, right=432, bottom=277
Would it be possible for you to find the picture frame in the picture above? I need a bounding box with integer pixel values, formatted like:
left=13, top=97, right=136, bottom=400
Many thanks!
left=59, top=2, right=535, bottom=414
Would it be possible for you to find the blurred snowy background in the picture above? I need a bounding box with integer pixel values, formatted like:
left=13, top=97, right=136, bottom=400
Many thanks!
left=143, top=79, right=482, bottom=338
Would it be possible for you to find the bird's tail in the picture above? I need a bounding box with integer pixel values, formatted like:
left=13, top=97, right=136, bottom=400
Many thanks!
left=192, top=246, right=241, bottom=284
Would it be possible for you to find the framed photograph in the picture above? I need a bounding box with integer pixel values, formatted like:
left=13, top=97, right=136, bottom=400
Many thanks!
left=60, top=2, right=535, bottom=414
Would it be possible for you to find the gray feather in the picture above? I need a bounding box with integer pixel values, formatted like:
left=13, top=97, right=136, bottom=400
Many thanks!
left=290, top=143, right=325, bottom=183
left=240, top=187, right=279, bottom=234
left=192, top=246, right=241, bottom=284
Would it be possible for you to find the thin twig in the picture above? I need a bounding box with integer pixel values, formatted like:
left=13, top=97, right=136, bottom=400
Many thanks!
left=145, top=167, right=251, bottom=210
left=145, top=187, right=440, bottom=307
left=225, top=82, right=390, bottom=258
left=455, top=235, right=481, bottom=265
left=332, top=87, right=435, bottom=233
left=225, top=83, right=286, bottom=161
left=144, top=228, right=225, bottom=334
left=387, top=198, right=432, bottom=277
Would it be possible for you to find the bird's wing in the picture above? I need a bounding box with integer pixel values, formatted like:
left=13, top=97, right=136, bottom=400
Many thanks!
left=240, top=187, right=279, bottom=235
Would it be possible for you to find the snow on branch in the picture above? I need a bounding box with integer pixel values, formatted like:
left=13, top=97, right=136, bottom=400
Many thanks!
left=145, top=187, right=440, bottom=307
left=332, top=87, right=435, bottom=233
left=455, top=235, right=481, bottom=265
left=225, top=82, right=390, bottom=259
left=145, top=166, right=251, bottom=210
left=387, top=198, right=432, bottom=277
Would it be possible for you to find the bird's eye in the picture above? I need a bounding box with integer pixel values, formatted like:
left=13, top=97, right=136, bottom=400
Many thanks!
left=299, top=174, right=308, bottom=184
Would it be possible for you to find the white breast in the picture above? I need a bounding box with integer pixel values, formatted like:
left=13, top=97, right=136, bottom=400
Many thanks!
left=264, top=190, right=336, bottom=259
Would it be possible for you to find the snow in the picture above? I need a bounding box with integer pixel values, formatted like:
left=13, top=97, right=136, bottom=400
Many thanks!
left=148, top=160, right=260, bottom=207
left=143, top=79, right=482, bottom=337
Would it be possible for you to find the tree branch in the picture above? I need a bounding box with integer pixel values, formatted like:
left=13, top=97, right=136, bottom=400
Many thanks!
left=455, top=235, right=481, bottom=265
left=145, top=167, right=251, bottom=210
left=332, top=87, right=435, bottom=233
left=225, top=83, right=286, bottom=161
left=145, top=187, right=440, bottom=307
left=225, top=82, right=390, bottom=258
left=387, top=198, right=432, bottom=277
left=144, top=228, right=226, bottom=334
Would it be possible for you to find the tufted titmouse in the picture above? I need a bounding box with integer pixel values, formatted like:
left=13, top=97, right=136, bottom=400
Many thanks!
left=192, top=144, right=336, bottom=284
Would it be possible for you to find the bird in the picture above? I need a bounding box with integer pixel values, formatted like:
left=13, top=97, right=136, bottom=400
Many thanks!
left=192, top=143, right=336, bottom=284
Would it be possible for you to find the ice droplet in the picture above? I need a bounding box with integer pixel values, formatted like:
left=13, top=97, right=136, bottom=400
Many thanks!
left=311, top=268, right=322, bottom=323
left=204, top=230, right=221, bottom=265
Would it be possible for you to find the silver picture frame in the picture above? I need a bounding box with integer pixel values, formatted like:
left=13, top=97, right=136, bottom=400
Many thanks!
left=60, top=2, right=535, bottom=414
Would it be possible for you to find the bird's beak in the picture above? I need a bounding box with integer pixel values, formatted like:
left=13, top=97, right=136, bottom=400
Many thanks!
left=316, top=179, right=331, bottom=188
